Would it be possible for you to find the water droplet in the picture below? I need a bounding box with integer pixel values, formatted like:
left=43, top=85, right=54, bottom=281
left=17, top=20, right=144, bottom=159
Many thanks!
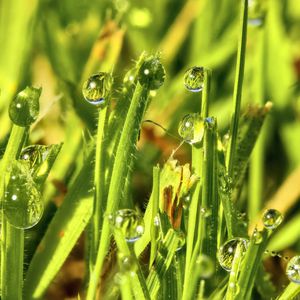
left=123, top=68, right=137, bottom=91
left=4, top=162, right=44, bottom=229
left=217, top=238, right=249, bottom=271
left=228, top=282, right=240, bottom=295
left=82, top=72, right=113, bottom=106
left=118, top=254, right=137, bottom=274
left=20, top=145, right=48, bottom=171
left=286, top=256, right=300, bottom=284
left=252, top=228, right=263, bottom=244
left=153, top=215, right=160, bottom=227
left=196, top=254, right=214, bottom=279
left=138, top=56, right=165, bottom=90
left=176, top=230, right=186, bottom=251
left=184, top=66, right=204, bottom=92
left=248, top=0, right=265, bottom=27
left=262, top=209, right=283, bottom=230
left=178, top=113, right=204, bottom=144
left=108, top=209, right=144, bottom=242
left=183, top=194, right=191, bottom=209
left=9, top=86, right=41, bottom=127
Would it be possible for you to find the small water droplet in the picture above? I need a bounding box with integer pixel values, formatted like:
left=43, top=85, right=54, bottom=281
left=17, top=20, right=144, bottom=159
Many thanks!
left=183, top=66, right=204, bottom=92
left=252, top=228, right=263, bottom=244
left=262, top=209, right=283, bottom=230
left=82, top=72, right=113, bottom=106
left=153, top=215, right=160, bottom=227
left=108, top=209, right=144, bottom=242
left=176, top=230, right=186, bottom=251
left=123, top=68, right=136, bottom=90
left=228, top=282, right=240, bottom=295
left=248, top=0, right=265, bottom=27
left=118, top=253, right=137, bottom=274
left=4, top=162, right=44, bottom=229
left=138, top=57, right=165, bottom=90
left=196, top=254, right=214, bottom=279
left=286, top=256, right=300, bottom=284
left=178, top=113, right=204, bottom=144
left=217, top=238, right=249, bottom=271
left=183, top=194, right=191, bottom=209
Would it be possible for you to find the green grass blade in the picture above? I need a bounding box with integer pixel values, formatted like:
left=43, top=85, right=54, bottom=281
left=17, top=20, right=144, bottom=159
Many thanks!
left=23, top=148, right=95, bottom=299
left=87, top=53, right=164, bottom=299
left=146, top=229, right=179, bottom=298
left=226, top=0, right=248, bottom=177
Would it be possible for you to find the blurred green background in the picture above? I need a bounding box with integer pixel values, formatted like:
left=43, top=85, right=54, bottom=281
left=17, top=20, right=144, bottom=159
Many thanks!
left=1, top=0, right=300, bottom=297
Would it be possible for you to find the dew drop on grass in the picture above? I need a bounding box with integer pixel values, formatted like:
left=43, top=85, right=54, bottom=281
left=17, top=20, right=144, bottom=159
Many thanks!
left=138, top=56, right=165, bottom=90
left=196, top=254, right=214, bottom=279
left=248, top=0, right=265, bottom=27
left=178, top=113, right=204, bottom=144
left=176, top=230, right=186, bottom=251
left=262, top=209, right=283, bottom=230
left=183, top=66, right=205, bottom=92
left=108, top=209, right=144, bottom=242
left=9, top=86, right=41, bottom=127
left=123, top=68, right=137, bottom=90
left=252, top=228, right=263, bottom=244
left=118, top=253, right=137, bottom=274
left=217, top=238, right=249, bottom=271
left=286, top=256, right=300, bottom=284
left=82, top=72, right=113, bottom=106
left=4, top=162, right=44, bottom=229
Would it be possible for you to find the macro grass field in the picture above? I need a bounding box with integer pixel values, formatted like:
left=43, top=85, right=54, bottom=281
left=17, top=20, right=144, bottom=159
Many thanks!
left=1, top=0, right=300, bottom=299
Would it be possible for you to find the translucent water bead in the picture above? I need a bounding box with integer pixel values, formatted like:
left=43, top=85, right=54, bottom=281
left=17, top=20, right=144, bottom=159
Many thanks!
left=82, top=72, right=113, bottom=106
left=3, top=162, right=44, bottom=229
left=178, top=113, right=204, bottom=144
left=217, top=238, right=249, bottom=271
left=108, top=209, right=145, bottom=242
left=138, top=56, right=165, bottom=90
left=262, top=209, right=283, bottom=230
left=183, top=66, right=204, bottom=92
left=196, top=254, right=214, bottom=279
left=286, top=256, right=300, bottom=284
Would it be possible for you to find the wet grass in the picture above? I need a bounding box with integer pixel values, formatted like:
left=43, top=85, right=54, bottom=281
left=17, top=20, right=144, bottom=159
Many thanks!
left=0, top=0, right=300, bottom=299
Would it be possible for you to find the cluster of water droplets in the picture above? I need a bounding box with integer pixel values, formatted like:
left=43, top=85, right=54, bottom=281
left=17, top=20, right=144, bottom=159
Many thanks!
left=108, top=209, right=145, bottom=242
left=82, top=72, right=113, bottom=106
left=178, top=113, right=204, bottom=145
left=217, top=238, right=249, bottom=271
left=3, top=161, right=44, bottom=229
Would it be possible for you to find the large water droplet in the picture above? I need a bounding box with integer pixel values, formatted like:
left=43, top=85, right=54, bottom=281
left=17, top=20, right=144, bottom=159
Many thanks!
left=9, top=86, right=41, bottom=127
left=178, top=113, right=204, bottom=144
left=108, top=209, right=144, bottom=242
left=82, top=72, right=113, bottom=106
left=286, top=256, right=300, bottom=284
left=217, top=238, right=249, bottom=271
left=183, top=67, right=204, bottom=92
left=138, top=56, right=165, bottom=90
left=248, top=0, right=265, bottom=27
left=262, top=209, right=283, bottom=230
left=3, top=162, right=44, bottom=229
left=196, top=254, right=214, bottom=279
